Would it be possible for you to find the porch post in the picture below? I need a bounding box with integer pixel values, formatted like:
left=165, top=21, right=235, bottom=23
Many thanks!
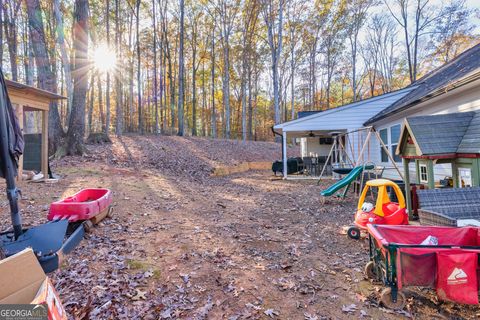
left=282, top=131, right=287, bottom=179
left=426, top=159, right=435, bottom=189
left=403, top=158, right=413, bottom=219
left=41, top=110, right=48, bottom=180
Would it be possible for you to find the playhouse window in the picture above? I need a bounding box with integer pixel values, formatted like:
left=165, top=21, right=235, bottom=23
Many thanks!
left=419, top=164, right=428, bottom=183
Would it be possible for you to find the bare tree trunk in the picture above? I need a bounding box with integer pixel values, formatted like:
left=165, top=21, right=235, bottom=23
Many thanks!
left=136, top=0, right=143, bottom=134
left=177, top=0, right=185, bottom=136
left=98, top=72, right=104, bottom=130
left=88, top=72, right=94, bottom=133
left=26, top=0, right=64, bottom=152
left=3, top=1, right=20, bottom=81
left=261, top=0, right=284, bottom=127
left=210, top=26, right=216, bottom=138
left=65, top=0, right=89, bottom=155
left=153, top=0, right=159, bottom=134
left=105, top=0, right=111, bottom=135
left=115, top=0, right=123, bottom=135
left=53, top=0, right=73, bottom=118
left=201, top=60, right=206, bottom=136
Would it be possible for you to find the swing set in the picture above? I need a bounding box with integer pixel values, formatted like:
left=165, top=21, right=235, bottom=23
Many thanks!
left=317, top=127, right=404, bottom=199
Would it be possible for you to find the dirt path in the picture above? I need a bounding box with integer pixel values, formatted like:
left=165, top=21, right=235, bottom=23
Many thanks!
left=1, top=136, right=477, bottom=319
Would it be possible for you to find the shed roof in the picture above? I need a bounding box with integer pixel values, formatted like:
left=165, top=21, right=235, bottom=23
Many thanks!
left=398, top=111, right=480, bottom=156
left=5, top=79, right=65, bottom=100
left=365, top=43, right=480, bottom=126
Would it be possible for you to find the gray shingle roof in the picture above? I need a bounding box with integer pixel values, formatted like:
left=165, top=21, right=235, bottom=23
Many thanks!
left=365, top=43, right=480, bottom=126
left=405, top=112, right=480, bottom=155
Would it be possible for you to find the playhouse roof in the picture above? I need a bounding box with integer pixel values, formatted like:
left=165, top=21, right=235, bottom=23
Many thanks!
left=397, top=111, right=480, bottom=157
left=365, top=43, right=480, bottom=126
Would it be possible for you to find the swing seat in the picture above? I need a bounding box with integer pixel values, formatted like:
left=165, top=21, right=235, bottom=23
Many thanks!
left=332, top=167, right=354, bottom=175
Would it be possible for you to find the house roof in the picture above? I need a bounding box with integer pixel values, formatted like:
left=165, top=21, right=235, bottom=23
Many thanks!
left=398, top=111, right=480, bottom=156
left=365, top=43, right=480, bottom=126
left=273, top=86, right=415, bottom=134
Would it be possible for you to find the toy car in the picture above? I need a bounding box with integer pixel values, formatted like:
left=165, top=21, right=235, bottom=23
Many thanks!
left=347, top=179, right=408, bottom=239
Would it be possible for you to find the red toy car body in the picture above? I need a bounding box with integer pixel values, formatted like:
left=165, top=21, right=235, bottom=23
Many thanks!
left=48, top=188, right=112, bottom=222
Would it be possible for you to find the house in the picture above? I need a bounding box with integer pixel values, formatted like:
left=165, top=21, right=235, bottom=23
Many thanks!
left=365, top=43, right=480, bottom=183
left=272, top=87, right=415, bottom=178
left=274, top=43, right=480, bottom=181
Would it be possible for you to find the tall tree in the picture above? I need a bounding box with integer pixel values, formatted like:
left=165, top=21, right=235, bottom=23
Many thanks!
left=152, top=0, right=159, bottom=134
left=136, top=0, right=143, bottom=134
left=212, top=0, right=239, bottom=139
left=65, top=0, right=89, bottom=155
left=26, top=0, right=64, bottom=151
left=346, top=0, right=372, bottom=102
left=261, top=0, right=284, bottom=126
left=3, top=0, right=21, bottom=81
left=178, top=0, right=185, bottom=136
left=115, top=0, right=123, bottom=135
left=53, top=0, right=73, bottom=118
left=105, top=0, right=111, bottom=135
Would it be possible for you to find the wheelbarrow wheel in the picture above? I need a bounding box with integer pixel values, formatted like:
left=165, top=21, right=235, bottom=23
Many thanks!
left=107, top=206, right=114, bottom=218
left=83, top=220, right=94, bottom=233
left=364, top=261, right=378, bottom=280
left=347, top=226, right=361, bottom=240
left=380, top=287, right=406, bottom=310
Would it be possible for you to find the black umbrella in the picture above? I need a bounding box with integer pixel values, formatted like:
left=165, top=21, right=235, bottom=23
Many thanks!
left=0, top=68, right=24, bottom=238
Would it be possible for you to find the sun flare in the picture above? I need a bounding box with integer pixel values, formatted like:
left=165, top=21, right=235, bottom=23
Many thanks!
left=93, top=44, right=116, bottom=72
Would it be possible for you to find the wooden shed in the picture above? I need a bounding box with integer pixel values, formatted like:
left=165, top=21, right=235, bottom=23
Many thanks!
left=396, top=112, right=480, bottom=213
left=5, top=80, right=65, bottom=181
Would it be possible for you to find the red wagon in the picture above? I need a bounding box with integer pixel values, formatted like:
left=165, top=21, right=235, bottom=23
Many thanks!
left=48, top=188, right=113, bottom=231
left=366, top=224, right=480, bottom=309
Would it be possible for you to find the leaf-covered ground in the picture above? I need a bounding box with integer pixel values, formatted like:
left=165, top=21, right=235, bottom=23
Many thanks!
left=1, top=135, right=478, bottom=319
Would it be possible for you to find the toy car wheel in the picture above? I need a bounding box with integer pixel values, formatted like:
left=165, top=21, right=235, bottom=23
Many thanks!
left=364, top=261, right=378, bottom=280
left=107, top=206, right=114, bottom=218
left=380, top=287, right=406, bottom=310
left=83, top=220, right=94, bottom=233
left=347, top=226, right=361, bottom=240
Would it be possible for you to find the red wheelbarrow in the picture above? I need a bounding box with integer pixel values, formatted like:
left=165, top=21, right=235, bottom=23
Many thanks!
left=48, top=188, right=113, bottom=232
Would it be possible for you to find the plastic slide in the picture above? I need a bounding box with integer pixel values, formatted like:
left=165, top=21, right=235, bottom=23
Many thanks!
left=320, top=164, right=374, bottom=197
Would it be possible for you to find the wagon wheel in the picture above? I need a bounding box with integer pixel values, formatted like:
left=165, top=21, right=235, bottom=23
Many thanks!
left=320, top=196, right=326, bottom=205
left=347, top=226, right=361, bottom=240
left=107, top=206, right=114, bottom=218
left=83, top=220, right=94, bottom=233
left=380, top=287, right=406, bottom=310
left=364, top=261, right=379, bottom=280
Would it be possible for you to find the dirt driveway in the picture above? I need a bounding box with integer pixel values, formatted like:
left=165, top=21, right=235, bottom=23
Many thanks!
left=1, top=136, right=477, bottom=319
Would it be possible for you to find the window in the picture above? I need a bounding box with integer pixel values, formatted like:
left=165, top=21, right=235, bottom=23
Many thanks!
left=458, top=168, right=472, bottom=188
left=379, top=124, right=402, bottom=163
left=379, top=128, right=389, bottom=163
left=390, top=125, right=402, bottom=163
left=419, top=164, right=428, bottom=183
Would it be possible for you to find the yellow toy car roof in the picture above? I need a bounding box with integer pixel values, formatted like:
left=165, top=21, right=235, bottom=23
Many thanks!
left=366, top=179, right=399, bottom=187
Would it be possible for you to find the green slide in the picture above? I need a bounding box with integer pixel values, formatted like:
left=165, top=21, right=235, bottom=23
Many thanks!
left=320, top=165, right=374, bottom=197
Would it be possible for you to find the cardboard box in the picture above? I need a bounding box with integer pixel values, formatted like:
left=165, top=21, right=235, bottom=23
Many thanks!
left=0, top=248, right=67, bottom=320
